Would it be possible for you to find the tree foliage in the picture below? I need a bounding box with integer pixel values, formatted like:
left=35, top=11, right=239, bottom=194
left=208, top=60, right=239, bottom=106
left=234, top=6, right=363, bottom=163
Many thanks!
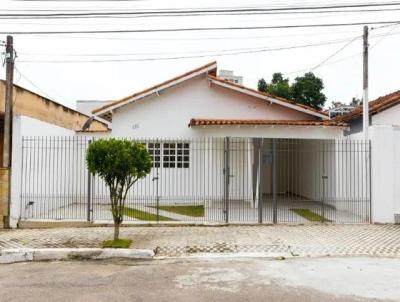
left=291, top=72, right=326, bottom=109
left=257, top=78, right=268, bottom=92
left=86, top=139, right=152, bottom=240
left=350, top=97, right=362, bottom=106
left=257, top=72, right=327, bottom=109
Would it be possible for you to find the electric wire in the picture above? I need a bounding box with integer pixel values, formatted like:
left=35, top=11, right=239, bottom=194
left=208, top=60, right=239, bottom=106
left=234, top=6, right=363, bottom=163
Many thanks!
left=2, top=20, right=400, bottom=35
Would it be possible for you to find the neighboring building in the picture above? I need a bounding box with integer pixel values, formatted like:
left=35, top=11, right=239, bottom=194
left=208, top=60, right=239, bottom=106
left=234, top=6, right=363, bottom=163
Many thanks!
left=218, top=69, right=243, bottom=85
left=76, top=100, right=112, bottom=117
left=336, top=91, right=400, bottom=135
left=0, top=80, right=109, bottom=227
left=327, top=105, right=355, bottom=119
left=336, top=91, right=400, bottom=223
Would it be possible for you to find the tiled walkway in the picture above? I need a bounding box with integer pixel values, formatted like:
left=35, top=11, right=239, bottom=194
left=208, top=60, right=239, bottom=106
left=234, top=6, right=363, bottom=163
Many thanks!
left=0, top=225, right=399, bottom=258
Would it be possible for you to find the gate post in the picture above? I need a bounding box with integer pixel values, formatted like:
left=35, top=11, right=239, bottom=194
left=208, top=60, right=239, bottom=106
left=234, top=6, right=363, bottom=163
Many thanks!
left=224, top=137, right=230, bottom=223
left=321, top=140, right=326, bottom=223
left=87, top=139, right=92, bottom=222
left=368, top=140, right=372, bottom=223
left=258, top=138, right=264, bottom=223
left=272, top=139, right=278, bottom=224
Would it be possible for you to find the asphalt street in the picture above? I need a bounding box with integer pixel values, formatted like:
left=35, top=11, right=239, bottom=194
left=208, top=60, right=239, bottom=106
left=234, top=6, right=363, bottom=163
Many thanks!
left=0, top=256, right=399, bottom=302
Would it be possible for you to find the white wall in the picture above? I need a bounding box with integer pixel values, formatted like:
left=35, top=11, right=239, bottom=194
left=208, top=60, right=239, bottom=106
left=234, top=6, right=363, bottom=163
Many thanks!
left=368, top=125, right=397, bottom=223
left=110, top=74, right=343, bottom=139
left=10, top=115, right=78, bottom=227
left=347, top=124, right=399, bottom=223
left=20, top=115, right=76, bottom=136
left=372, top=104, right=400, bottom=126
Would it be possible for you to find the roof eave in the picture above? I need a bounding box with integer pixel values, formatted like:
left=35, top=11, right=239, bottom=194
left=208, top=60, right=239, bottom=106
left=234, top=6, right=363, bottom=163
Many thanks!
left=92, top=61, right=218, bottom=117
left=208, top=77, right=329, bottom=120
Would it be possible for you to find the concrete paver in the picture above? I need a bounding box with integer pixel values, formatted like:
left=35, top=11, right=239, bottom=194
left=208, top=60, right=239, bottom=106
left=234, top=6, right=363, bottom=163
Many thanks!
left=0, top=224, right=399, bottom=258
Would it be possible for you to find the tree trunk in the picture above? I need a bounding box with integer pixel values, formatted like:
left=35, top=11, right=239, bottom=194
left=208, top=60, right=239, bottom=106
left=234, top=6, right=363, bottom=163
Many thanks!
left=114, top=223, right=120, bottom=241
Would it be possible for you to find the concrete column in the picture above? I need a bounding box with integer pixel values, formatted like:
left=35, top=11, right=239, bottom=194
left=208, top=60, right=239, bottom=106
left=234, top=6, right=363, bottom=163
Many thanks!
left=10, top=115, right=22, bottom=228
left=370, top=125, right=395, bottom=223
left=0, top=168, right=9, bottom=228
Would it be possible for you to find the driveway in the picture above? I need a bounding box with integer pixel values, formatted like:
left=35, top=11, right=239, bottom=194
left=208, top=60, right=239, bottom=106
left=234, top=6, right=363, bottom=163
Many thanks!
left=0, top=257, right=399, bottom=302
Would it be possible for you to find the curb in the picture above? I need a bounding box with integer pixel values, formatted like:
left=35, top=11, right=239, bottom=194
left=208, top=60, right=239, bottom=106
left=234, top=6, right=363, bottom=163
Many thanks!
left=0, top=248, right=155, bottom=264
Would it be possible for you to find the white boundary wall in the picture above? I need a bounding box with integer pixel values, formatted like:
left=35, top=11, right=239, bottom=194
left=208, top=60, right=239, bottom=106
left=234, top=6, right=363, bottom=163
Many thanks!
left=10, top=115, right=76, bottom=227
left=348, top=124, right=399, bottom=223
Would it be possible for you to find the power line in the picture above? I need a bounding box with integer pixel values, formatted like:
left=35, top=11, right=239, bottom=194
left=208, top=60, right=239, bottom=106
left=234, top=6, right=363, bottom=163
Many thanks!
left=2, top=20, right=400, bottom=35
left=283, top=24, right=400, bottom=76
left=311, top=36, right=360, bottom=71
left=16, top=28, right=400, bottom=63
left=3, top=2, right=400, bottom=18
left=14, top=65, right=58, bottom=100
left=2, top=7, right=400, bottom=16
left=370, top=23, right=400, bottom=47
left=19, top=36, right=361, bottom=57
left=17, top=36, right=364, bottom=63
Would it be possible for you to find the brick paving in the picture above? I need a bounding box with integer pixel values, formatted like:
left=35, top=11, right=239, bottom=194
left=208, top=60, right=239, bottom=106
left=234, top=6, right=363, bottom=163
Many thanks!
left=0, top=225, right=399, bottom=258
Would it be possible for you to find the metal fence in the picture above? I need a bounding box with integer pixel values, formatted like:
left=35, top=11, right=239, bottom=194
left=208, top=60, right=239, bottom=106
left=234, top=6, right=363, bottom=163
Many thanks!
left=20, top=136, right=371, bottom=224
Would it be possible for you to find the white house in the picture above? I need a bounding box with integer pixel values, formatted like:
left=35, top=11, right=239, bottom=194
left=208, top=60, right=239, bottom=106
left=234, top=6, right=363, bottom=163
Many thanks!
left=77, top=61, right=364, bottom=225
left=10, top=61, right=398, bottom=226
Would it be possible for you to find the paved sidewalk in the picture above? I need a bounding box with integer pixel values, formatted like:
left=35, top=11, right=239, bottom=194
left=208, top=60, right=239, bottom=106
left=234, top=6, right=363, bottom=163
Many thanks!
left=0, top=224, right=399, bottom=258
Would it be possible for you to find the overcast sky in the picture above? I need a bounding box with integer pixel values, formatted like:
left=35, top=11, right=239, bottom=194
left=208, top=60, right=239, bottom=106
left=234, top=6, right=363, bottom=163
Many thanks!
left=1, top=0, right=400, bottom=111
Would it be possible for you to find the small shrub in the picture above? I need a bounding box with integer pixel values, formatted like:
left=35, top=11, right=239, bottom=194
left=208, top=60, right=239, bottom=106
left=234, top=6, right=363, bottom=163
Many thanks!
left=102, top=239, right=132, bottom=249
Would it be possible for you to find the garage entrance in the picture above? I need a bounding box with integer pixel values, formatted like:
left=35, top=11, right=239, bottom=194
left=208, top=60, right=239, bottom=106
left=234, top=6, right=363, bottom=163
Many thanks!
left=225, top=138, right=371, bottom=224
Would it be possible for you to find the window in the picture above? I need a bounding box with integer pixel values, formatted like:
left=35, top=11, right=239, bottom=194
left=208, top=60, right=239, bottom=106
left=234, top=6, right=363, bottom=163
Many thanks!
left=147, top=143, right=161, bottom=168
left=163, top=143, right=176, bottom=168
left=176, top=143, right=190, bottom=168
left=149, top=142, right=190, bottom=168
left=148, top=142, right=190, bottom=168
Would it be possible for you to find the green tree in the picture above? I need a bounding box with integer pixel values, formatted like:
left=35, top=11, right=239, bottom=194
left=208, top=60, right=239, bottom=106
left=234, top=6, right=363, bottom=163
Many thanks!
left=267, top=72, right=291, bottom=100
left=257, top=78, right=268, bottom=92
left=258, top=72, right=327, bottom=109
left=258, top=73, right=291, bottom=99
left=86, top=139, right=152, bottom=240
left=291, top=72, right=327, bottom=109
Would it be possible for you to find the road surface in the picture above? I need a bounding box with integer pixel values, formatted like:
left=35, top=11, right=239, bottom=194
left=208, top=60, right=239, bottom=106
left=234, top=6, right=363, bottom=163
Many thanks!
left=0, top=257, right=399, bottom=302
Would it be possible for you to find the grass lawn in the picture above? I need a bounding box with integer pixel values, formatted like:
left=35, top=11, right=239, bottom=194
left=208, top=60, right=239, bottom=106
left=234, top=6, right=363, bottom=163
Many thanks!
left=290, top=208, right=332, bottom=222
left=122, top=207, right=175, bottom=221
left=151, top=205, right=205, bottom=217
left=102, top=238, right=132, bottom=248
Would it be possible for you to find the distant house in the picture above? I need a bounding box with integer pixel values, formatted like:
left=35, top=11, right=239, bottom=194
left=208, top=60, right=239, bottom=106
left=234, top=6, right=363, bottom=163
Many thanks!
left=218, top=69, right=243, bottom=85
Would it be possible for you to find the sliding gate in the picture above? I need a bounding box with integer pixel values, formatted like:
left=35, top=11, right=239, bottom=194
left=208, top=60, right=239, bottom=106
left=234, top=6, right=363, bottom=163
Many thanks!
left=20, top=136, right=371, bottom=224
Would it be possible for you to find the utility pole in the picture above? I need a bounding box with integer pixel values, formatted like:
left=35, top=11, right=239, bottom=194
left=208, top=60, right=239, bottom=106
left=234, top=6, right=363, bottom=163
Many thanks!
left=3, top=35, right=14, bottom=228
left=363, top=26, right=369, bottom=141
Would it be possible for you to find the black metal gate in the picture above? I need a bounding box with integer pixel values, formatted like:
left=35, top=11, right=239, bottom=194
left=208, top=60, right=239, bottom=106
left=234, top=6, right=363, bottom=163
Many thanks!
left=20, top=136, right=371, bottom=224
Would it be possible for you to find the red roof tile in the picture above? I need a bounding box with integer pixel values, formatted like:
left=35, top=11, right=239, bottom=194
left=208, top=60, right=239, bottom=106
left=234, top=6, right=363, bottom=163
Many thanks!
left=336, top=90, right=400, bottom=122
left=189, top=118, right=347, bottom=127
